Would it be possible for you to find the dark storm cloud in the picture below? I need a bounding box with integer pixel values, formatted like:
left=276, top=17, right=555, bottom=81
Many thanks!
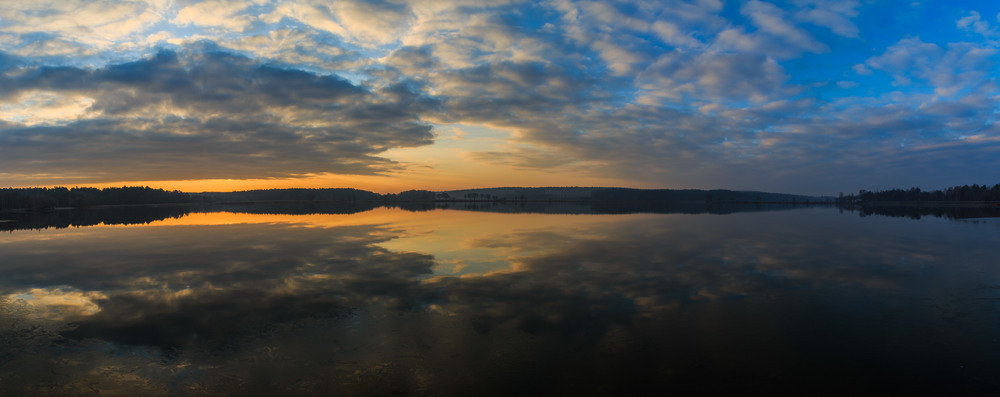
left=0, top=44, right=437, bottom=182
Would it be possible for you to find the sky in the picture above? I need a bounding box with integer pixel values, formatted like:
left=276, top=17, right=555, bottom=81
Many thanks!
left=0, top=0, right=999, bottom=195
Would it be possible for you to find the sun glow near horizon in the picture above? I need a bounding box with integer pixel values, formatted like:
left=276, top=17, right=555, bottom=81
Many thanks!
left=21, top=170, right=642, bottom=195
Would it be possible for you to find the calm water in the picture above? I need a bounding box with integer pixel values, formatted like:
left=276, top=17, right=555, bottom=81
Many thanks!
left=1, top=205, right=999, bottom=395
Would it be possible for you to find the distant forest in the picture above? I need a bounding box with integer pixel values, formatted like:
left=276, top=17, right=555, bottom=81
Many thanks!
left=839, top=184, right=1000, bottom=203
left=0, top=186, right=192, bottom=211
left=198, top=188, right=380, bottom=203
left=2, top=183, right=999, bottom=212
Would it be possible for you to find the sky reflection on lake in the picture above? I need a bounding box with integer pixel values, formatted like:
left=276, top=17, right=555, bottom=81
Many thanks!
left=2, top=207, right=999, bottom=395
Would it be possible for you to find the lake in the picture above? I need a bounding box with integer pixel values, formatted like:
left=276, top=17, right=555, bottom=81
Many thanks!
left=2, top=204, right=999, bottom=395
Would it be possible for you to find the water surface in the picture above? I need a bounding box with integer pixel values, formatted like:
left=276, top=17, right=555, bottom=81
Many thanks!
left=2, top=206, right=999, bottom=394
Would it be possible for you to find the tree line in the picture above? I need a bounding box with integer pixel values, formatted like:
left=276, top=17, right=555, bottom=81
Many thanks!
left=5, top=183, right=997, bottom=212
left=196, top=188, right=380, bottom=203
left=839, top=184, right=1000, bottom=203
left=0, top=186, right=192, bottom=211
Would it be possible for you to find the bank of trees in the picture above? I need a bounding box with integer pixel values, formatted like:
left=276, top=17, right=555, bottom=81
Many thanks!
left=840, top=184, right=1000, bottom=203
left=197, top=188, right=380, bottom=203
left=7, top=183, right=996, bottom=212
left=0, top=186, right=192, bottom=211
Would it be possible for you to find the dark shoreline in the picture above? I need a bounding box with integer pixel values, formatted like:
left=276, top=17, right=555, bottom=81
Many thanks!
left=850, top=201, right=1000, bottom=207
left=4, top=201, right=1000, bottom=233
left=4, top=199, right=1000, bottom=215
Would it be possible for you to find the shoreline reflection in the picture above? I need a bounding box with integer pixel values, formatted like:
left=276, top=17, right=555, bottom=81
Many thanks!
left=2, top=207, right=999, bottom=394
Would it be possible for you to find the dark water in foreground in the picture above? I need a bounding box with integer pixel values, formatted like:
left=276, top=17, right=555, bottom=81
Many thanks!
left=1, top=206, right=999, bottom=395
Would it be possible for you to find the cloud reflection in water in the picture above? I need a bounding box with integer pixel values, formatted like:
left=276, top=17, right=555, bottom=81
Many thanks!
left=1, top=208, right=999, bottom=395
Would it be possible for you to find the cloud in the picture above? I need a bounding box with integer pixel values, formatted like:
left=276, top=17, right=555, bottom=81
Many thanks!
left=852, top=63, right=872, bottom=75
left=640, top=51, right=789, bottom=102
left=651, top=20, right=703, bottom=49
left=264, top=0, right=415, bottom=46
left=0, top=0, right=166, bottom=48
left=173, top=0, right=259, bottom=32
left=0, top=0, right=997, bottom=194
left=330, top=0, right=413, bottom=45
left=0, top=45, right=437, bottom=182
left=741, top=0, right=828, bottom=53
left=5, top=288, right=107, bottom=321
left=957, top=11, right=998, bottom=38
left=793, top=0, right=861, bottom=38
left=395, top=2, right=556, bottom=70
left=866, top=37, right=998, bottom=96
left=225, top=29, right=367, bottom=70
left=264, top=1, right=350, bottom=37
left=467, top=146, right=592, bottom=170
left=0, top=90, right=96, bottom=125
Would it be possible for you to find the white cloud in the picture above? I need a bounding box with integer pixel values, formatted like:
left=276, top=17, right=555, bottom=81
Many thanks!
left=577, top=1, right=651, bottom=31
left=711, top=27, right=771, bottom=54
left=709, top=1, right=850, bottom=59
left=651, top=20, right=702, bottom=49
left=173, top=0, right=258, bottom=32
left=330, top=0, right=413, bottom=45
left=957, top=11, right=998, bottom=38
left=0, top=0, right=167, bottom=48
left=640, top=51, right=788, bottom=102
left=7, top=288, right=107, bottom=321
left=741, top=0, right=828, bottom=53
left=396, top=4, right=553, bottom=69
left=866, top=37, right=998, bottom=96
left=797, top=8, right=858, bottom=37
left=224, top=29, right=367, bottom=70
left=0, top=91, right=98, bottom=126
left=594, top=39, right=645, bottom=75
left=264, top=2, right=349, bottom=37
left=7, top=37, right=101, bottom=59
left=792, top=0, right=860, bottom=37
